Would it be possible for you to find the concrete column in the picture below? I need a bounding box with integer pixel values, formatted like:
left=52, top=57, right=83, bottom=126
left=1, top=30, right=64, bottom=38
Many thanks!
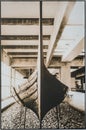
left=71, top=77, right=75, bottom=89
left=11, top=68, right=15, bottom=88
left=61, top=63, right=71, bottom=89
left=14, top=69, right=16, bottom=88
left=1, top=49, right=11, bottom=66
left=10, top=67, right=12, bottom=96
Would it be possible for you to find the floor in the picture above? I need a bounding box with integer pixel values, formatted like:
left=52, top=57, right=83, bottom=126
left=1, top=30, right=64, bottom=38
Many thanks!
left=1, top=102, right=85, bottom=129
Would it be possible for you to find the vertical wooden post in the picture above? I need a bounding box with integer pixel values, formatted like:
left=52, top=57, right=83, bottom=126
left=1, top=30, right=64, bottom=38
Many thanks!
left=37, top=0, right=43, bottom=127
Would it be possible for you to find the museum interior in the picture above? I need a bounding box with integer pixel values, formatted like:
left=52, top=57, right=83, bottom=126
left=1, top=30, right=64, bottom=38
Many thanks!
left=1, top=1, right=85, bottom=129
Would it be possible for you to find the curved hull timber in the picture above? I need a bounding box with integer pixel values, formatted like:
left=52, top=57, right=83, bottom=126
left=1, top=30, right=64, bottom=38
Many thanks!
left=13, top=64, right=68, bottom=120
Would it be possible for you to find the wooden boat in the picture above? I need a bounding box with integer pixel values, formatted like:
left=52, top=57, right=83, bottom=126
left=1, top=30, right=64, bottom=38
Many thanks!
left=13, top=1, right=68, bottom=121
left=13, top=63, right=68, bottom=120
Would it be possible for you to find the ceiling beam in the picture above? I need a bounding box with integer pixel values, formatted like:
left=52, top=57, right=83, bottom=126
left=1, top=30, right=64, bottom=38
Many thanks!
left=1, top=45, right=48, bottom=49
left=1, top=18, right=54, bottom=25
left=10, top=56, right=84, bottom=69
left=1, top=40, right=49, bottom=46
left=1, top=25, right=53, bottom=35
left=11, top=55, right=38, bottom=58
left=4, top=48, right=47, bottom=53
left=9, top=55, right=46, bottom=58
left=1, top=35, right=50, bottom=40
left=15, top=67, right=36, bottom=70
left=11, top=58, right=37, bottom=66
left=7, top=52, right=47, bottom=55
left=12, top=65, right=36, bottom=69
left=62, top=38, right=84, bottom=62
left=46, top=2, right=75, bottom=67
left=49, top=57, right=84, bottom=68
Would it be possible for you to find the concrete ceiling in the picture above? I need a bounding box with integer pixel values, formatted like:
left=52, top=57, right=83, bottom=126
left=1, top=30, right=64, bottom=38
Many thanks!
left=1, top=1, right=85, bottom=75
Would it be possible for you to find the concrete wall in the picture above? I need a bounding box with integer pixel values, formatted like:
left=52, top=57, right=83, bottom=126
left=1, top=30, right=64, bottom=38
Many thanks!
left=1, top=61, right=27, bottom=100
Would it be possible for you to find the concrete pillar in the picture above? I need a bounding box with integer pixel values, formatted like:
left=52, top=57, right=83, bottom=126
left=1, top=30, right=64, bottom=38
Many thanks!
left=71, top=77, right=75, bottom=89
left=61, top=63, right=71, bottom=89
left=14, top=69, right=16, bottom=88
left=1, top=49, right=11, bottom=66
left=10, top=67, right=12, bottom=96
left=11, top=68, right=16, bottom=88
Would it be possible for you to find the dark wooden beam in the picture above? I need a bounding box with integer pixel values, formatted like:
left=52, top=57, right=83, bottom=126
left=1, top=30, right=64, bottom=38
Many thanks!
left=1, top=18, right=54, bottom=25
left=1, top=35, right=50, bottom=40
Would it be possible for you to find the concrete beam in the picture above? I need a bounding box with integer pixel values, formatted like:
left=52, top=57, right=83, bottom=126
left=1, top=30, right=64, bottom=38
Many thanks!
left=70, top=56, right=84, bottom=67
left=10, top=55, right=38, bottom=58
left=8, top=55, right=46, bottom=58
left=1, top=40, right=49, bottom=46
left=11, top=57, right=84, bottom=69
left=4, top=48, right=47, bottom=53
left=7, top=52, right=47, bottom=56
left=2, top=45, right=48, bottom=49
left=62, top=38, right=84, bottom=61
left=1, top=35, right=50, bottom=40
left=15, top=67, right=36, bottom=70
left=1, top=25, right=53, bottom=35
left=49, top=56, right=84, bottom=68
left=11, top=58, right=37, bottom=68
left=46, top=2, right=75, bottom=67
left=1, top=18, right=54, bottom=25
